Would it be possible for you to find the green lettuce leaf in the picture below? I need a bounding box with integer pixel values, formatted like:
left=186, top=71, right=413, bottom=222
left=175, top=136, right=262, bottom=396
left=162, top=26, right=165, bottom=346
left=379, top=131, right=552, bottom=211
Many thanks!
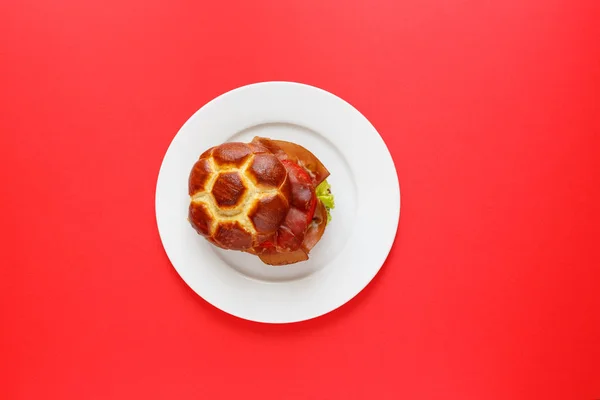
left=316, top=180, right=334, bottom=223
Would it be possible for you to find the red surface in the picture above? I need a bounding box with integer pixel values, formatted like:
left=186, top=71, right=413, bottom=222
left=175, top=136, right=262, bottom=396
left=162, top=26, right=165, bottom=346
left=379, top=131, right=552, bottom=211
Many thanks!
left=1, top=0, right=599, bottom=399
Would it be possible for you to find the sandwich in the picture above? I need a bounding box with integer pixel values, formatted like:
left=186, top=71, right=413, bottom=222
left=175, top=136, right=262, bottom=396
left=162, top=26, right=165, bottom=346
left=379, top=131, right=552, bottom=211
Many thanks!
left=188, top=137, right=334, bottom=265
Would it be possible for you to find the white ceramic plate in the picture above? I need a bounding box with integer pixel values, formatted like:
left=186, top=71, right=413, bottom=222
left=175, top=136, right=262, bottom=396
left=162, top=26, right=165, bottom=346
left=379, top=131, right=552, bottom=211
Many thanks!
left=156, top=82, right=400, bottom=323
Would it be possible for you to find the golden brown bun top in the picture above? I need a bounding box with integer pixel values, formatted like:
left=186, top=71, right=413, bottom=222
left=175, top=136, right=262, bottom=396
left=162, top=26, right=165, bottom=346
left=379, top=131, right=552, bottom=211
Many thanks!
left=188, top=141, right=292, bottom=251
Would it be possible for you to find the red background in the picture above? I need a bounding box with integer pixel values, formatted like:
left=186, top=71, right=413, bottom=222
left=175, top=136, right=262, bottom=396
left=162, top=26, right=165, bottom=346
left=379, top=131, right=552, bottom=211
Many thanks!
left=1, top=0, right=599, bottom=399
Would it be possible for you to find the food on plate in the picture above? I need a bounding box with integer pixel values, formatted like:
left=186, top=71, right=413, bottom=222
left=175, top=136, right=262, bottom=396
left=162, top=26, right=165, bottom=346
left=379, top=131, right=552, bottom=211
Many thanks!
left=188, top=137, right=334, bottom=265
